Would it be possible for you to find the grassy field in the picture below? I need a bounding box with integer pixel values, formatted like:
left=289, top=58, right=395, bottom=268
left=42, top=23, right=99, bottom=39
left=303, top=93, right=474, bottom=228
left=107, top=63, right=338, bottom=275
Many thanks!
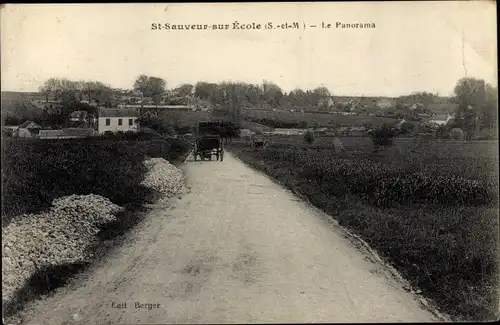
left=1, top=137, right=191, bottom=223
left=229, top=136, right=499, bottom=321
left=242, top=109, right=397, bottom=127
left=157, top=109, right=396, bottom=129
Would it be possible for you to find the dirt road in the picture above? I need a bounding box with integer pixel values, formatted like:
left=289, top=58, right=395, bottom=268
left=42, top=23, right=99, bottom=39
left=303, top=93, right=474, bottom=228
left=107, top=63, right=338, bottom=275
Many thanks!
left=15, top=152, right=443, bottom=324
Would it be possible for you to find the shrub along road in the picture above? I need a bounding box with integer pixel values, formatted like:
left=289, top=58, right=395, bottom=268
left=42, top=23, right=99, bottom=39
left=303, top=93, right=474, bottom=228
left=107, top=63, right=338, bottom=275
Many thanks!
left=14, top=153, right=444, bottom=324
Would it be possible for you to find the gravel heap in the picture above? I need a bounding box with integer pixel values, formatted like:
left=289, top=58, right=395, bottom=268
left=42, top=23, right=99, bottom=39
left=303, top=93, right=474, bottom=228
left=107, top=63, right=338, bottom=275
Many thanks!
left=141, top=158, right=185, bottom=198
left=2, top=158, right=185, bottom=308
left=2, top=194, right=123, bottom=305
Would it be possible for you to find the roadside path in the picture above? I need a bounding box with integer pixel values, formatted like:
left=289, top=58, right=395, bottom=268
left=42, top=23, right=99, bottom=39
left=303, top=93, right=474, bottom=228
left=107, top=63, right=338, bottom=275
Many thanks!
left=16, top=152, right=440, bottom=324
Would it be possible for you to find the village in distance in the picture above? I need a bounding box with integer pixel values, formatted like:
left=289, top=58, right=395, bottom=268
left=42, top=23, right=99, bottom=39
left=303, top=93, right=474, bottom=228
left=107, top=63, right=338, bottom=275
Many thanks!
left=1, top=75, right=497, bottom=142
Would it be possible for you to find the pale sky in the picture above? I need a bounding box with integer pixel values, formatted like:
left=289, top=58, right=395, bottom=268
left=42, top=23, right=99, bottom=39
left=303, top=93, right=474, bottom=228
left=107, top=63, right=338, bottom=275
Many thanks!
left=1, top=2, right=497, bottom=97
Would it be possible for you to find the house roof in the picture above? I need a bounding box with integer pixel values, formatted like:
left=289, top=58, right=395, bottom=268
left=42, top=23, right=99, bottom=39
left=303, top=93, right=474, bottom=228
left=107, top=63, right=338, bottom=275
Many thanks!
left=69, top=110, right=89, bottom=118
left=62, top=128, right=96, bottom=136
left=99, top=107, right=138, bottom=117
left=39, top=128, right=96, bottom=137
left=18, top=120, right=41, bottom=129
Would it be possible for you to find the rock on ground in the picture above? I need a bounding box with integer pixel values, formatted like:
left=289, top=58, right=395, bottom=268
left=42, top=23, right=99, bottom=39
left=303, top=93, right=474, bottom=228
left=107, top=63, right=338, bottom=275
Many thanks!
left=141, top=158, right=186, bottom=200
left=2, top=157, right=186, bottom=315
left=2, top=195, right=123, bottom=306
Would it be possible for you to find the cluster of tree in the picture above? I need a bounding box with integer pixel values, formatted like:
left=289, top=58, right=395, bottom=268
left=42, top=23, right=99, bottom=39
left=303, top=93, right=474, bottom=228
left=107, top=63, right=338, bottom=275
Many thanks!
left=31, top=78, right=116, bottom=127
left=133, top=75, right=167, bottom=105
left=194, top=81, right=331, bottom=111
left=39, top=78, right=114, bottom=107
left=136, top=116, right=176, bottom=136
left=246, top=117, right=308, bottom=129
left=1, top=99, right=43, bottom=126
left=368, top=124, right=402, bottom=150
left=304, top=130, right=315, bottom=144
left=452, top=77, right=497, bottom=133
left=195, top=121, right=240, bottom=143
left=172, top=84, right=194, bottom=98
left=136, top=115, right=242, bottom=141
left=376, top=77, right=497, bottom=141
left=397, top=91, right=440, bottom=105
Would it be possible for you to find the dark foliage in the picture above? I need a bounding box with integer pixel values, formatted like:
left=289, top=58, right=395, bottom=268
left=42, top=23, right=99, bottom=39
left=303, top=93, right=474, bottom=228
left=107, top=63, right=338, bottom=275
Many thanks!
left=246, top=117, right=308, bottom=129
left=1, top=138, right=191, bottom=223
left=369, top=124, right=398, bottom=148
left=304, top=130, right=315, bottom=144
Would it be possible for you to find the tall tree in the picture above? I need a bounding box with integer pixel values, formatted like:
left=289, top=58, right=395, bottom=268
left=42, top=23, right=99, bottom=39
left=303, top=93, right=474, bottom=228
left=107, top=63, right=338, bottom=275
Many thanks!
left=479, top=84, right=498, bottom=130
left=174, top=84, right=194, bottom=97
left=261, top=80, right=283, bottom=108
left=194, top=82, right=220, bottom=103
left=133, top=75, right=166, bottom=105
left=133, top=75, right=151, bottom=99
left=453, top=77, right=489, bottom=134
left=148, top=77, right=167, bottom=105
left=212, top=82, right=242, bottom=124
left=312, top=86, right=331, bottom=98
left=39, top=78, right=62, bottom=102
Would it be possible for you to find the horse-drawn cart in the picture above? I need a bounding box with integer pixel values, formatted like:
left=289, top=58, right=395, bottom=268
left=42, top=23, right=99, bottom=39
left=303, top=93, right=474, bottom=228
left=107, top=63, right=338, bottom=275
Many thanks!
left=194, top=136, right=224, bottom=161
left=193, top=121, right=224, bottom=162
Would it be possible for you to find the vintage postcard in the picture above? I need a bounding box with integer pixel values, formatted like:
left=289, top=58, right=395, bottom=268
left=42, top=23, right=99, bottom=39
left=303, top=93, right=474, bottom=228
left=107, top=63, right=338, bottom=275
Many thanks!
left=1, top=2, right=498, bottom=324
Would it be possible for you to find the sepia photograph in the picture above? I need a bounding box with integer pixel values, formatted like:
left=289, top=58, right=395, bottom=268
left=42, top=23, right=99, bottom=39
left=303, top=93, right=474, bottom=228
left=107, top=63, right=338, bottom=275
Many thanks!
left=1, top=2, right=498, bottom=324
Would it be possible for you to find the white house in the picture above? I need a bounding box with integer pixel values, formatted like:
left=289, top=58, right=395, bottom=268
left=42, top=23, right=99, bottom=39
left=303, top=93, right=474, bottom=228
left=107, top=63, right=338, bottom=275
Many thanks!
left=239, top=129, right=253, bottom=138
left=13, top=120, right=42, bottom=138
left=393, top=118, right=408, bottom=130
left=273, top=128, right=308, bottom=136
left=98, top=107, right=139, bottom=134
left=376, top=98, right=395, bottom=110
left=428, top=113, right=454, bottom=126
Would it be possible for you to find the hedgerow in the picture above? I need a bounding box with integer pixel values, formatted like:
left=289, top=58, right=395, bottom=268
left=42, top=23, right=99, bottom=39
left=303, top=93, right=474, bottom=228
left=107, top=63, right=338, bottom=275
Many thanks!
left=1, top=138, right=191, bottom=224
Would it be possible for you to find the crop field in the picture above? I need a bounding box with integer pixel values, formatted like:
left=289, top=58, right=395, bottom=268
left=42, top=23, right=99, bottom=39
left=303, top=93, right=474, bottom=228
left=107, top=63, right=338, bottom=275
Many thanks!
left=242, top=109, right=397, bottom=127
left=158, top=109, right=396, bottom=129
left=230, top=137, right=499, bottom=321
left=158, top=110, right=211, bottom=127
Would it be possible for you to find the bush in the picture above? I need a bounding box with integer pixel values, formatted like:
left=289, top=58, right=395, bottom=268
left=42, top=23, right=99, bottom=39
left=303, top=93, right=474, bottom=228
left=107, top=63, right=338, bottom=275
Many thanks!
left=304, top=130, right=315, bottom=143
left=137, top=116, right=176, bottom=136
left=174, top=124, right=193, bottom=135
left=451, top=128, right=465, bottom=140
left=370, top=124, right=395, bottom=149
left=247, top=117, right=308, bottom=129
left=435, top=125, right=451, bottom=139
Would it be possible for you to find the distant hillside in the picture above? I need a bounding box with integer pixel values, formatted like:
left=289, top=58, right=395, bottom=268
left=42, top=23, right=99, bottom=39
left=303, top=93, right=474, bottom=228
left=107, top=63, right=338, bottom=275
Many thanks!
left=1, top=91, right=45, bottom=101
left=1, top=91, right=44, bottom=125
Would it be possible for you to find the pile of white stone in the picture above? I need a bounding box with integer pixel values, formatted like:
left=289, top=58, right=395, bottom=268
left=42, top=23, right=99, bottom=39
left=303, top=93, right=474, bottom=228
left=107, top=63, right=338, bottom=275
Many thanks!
left=2, top=194, right=124, bottom=305
left=2, top=158, right=186, bottom=308
left=141, top=158, right=186, bottom=198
